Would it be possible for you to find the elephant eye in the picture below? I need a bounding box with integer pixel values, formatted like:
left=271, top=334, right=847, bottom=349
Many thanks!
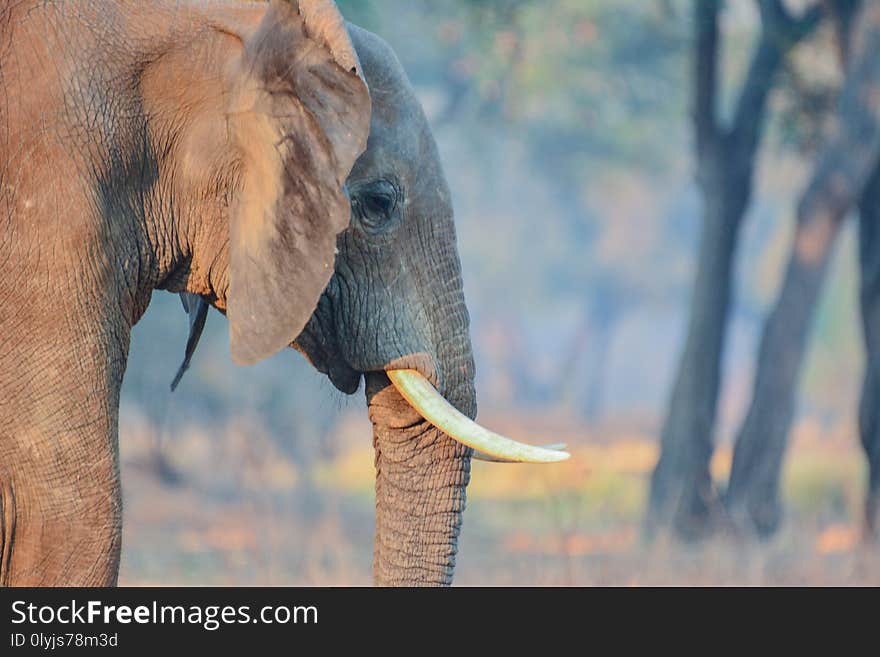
left=357, top=180, right=399, bottom=232
left=364, top=191, right=395, bottom=218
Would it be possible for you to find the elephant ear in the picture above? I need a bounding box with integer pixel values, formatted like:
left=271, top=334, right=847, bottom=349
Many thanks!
left=226, top=0, right=370, bottom=365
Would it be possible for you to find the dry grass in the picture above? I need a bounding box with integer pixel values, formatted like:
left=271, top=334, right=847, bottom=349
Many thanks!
left=118, top=407, right=879, bottom=586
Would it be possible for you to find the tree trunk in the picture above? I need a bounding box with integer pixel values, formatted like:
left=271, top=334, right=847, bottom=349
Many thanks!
left=726, top=1, right=880, bottom=535
left=647, top=0, right=821, bottom=538
left=725, top=213, right=845, bottom=534
left=857, top=163, right=880, bottom=538
left=582, top=308, right=617, bottom=424
left=648, top=182, right=741, bottom=538
left=559, top=290, right=621, bottom=423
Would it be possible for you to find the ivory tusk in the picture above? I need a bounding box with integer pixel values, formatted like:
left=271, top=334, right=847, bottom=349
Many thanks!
left=386, top=369, right=571, bottom=464
left=472, top=444, right=568, bottom=463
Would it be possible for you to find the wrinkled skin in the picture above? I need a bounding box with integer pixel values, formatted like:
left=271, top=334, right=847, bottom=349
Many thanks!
left=0, top=1, right=475, bottom=587
left=299, top=26, right=477, bottom=585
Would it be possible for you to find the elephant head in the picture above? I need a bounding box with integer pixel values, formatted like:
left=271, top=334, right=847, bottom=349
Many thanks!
left=293, top=26, right=570, bottom=585
left=177, top=18, right=568, bottom=585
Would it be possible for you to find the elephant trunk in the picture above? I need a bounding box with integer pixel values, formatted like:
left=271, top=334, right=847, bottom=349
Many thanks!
left=365, top=307, right=476, bottom=586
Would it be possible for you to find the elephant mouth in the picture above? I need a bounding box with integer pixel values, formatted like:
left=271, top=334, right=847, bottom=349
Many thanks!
left=294, top=336, right=569, bottom=463
left=292, top=333, right=361, bottom=394
left=327, top=359, right=362, bottom=394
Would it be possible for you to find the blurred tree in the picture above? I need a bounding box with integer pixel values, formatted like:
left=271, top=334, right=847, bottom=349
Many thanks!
left=726, top=0, right=880, bottom=536
left=857, top=163, right=880, bottom=539
left=647, top=0, right=822, bottom=539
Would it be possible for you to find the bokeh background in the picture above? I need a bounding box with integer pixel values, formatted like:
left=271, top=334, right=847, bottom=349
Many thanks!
left=118, top=0, right=880, bottom=585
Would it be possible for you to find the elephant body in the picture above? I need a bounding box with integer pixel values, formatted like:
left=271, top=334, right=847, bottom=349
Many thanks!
left=0, top=0, right=477, bottom=586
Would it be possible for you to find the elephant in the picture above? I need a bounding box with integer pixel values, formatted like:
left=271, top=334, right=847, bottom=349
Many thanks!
left=0, top=0, right=568, bottom=587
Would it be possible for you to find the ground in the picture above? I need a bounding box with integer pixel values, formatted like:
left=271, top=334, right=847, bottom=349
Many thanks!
left=118, top=407, right=880, bottom=586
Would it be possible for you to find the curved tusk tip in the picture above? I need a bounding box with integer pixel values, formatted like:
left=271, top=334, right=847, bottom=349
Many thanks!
left=541, top=449, right=571, bottom=463
left=472, top=444, right=571, bottom=463
left=387, top=368, right=573, bottom=465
